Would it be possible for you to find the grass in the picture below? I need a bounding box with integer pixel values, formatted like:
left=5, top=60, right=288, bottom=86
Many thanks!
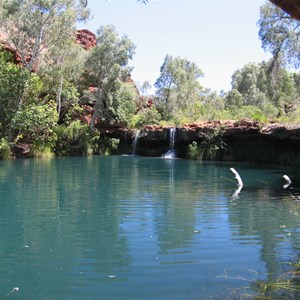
left=30, top=144, right=54, bottom=158
left=0, top=138, right=13, bottom=160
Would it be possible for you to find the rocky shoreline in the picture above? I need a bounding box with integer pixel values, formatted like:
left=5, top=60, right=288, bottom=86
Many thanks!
left=98, top=119, right=300, bottom=165
left=9, top=119, right=300, bottom=166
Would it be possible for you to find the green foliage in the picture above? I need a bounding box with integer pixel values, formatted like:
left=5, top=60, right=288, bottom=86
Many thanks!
left=61, top=103, right=84, bottom=125
left=0, top=0, right=89, bottom=71
left=97, top=136, right=120, bottom=155
left=155, top=55, right=203, bottom=121
left=225, top=89, right=245, bottom=109
left=228, top=106, right=269, bottom=122
left=22, top=73, right=45, bottom=105
left=0, top=51, right=29, bottom=136
left=228, top=62, right=269, bottom=109
left=0, top=0, right=300, bottom=159
left=129, top=107, right=161, bottom=128
left=187, top=129, right=226, bottom=160
left=40, top=41, right=86, bottom=120
left=258, top=2, right=300, bottom=69
left=55, top=120, right=93, bottom=156
left=187, top=141, right=201, bottom=160
left=278, top=107, right=300, bottom=124
left=40, top=73, right=81, bottom=120
left=12, top=102, right=58, bottom=147
left=30, top=144, right=54, bottom=159
left=198, top=90, right=228, bottom=121
left=113, top=82, right=138, bottom=125
left=0, top=138, right=12, bottom=160
left=225, top=60, right=300, bottom=117
left=84, top=25, right=136, bottom=125
left=55, top=121, right=115, bottom=156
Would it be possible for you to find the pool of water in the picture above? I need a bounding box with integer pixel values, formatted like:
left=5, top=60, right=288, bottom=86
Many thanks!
left=0, top=156, right=300, bottom=299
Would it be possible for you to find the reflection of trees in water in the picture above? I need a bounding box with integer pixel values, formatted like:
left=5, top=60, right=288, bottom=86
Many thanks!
left=2, top=157, right=300, bottom=297
left=0, top=157, right=130, bottom=297
left=151, top=161, right=231, bottom=253
left=228, top=186, right=300, bottom=278
left=54, top=157, right=131, bottom=274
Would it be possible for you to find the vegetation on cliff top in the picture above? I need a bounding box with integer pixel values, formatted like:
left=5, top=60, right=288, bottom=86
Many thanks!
left=0, top=0, right=299, bottom=158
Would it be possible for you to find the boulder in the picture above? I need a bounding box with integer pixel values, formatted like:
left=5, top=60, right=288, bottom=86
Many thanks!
left=75, top=29, right=96, bottom=50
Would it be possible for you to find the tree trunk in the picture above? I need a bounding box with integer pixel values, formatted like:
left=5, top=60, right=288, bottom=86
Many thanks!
left=57, top=76, right=64, bottom=119
left=90, top=89, right=103, bottom=129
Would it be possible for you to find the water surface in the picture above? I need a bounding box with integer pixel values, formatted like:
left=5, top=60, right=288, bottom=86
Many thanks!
left=0, top=156, right=300, bottom=299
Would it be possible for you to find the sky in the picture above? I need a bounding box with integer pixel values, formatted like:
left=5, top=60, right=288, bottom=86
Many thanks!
left=80, top=0, right=272, bottom=93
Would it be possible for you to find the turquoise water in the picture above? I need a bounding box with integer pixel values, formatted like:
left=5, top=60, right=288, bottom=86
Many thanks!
left=0, top=156, right=300, bottom=299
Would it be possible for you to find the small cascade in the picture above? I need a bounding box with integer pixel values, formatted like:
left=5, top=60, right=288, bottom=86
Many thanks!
left=132, top=130, right=140, bottom=155
left=162, top=128, right=176, bottom=158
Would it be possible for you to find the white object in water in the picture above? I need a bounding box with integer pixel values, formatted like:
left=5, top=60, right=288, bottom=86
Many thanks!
left=230, top=168, right=243, bottom=187
left=283, top=174, right=292, bottom=189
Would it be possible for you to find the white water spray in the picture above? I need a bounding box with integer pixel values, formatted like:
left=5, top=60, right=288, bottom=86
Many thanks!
left=132, top=130, right=140, bottom=155
left=162, top=128, right=176, bottom=158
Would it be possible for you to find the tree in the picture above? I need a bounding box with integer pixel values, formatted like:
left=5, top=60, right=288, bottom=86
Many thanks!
left=226, top=60, right=300, bottom=115
left=225, top=89, right=245, bottom=109
left=228, top=62, right=269, bottom=109
left=154, top=55, right=203, bottom=121
left=269, top=0, right=300, bottom=21
left=40, top=40, right=87, bottom=120
left=0, top=0, right=89, bottom=72
left=112, top=82, right=139, bottom=125
left=82, top=0, right=147, bottom=6
left=0, top=51, right=28, bottom=137
left=11, top=101, right=58, bottom=148
left=258, top=2, right=300, bottom=69
left=83, top=25, right=136, bottom=127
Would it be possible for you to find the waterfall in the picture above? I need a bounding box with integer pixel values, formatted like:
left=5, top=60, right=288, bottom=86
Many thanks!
left=162, top=128, right=176, bottom=158
left=132, top=130, right=140, bottom=155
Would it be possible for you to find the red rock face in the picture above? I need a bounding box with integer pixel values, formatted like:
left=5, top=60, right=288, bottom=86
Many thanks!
left=0, top=29, right=96, bottom=68
left=271, top=0, right=300, bottom=20
left=75, top=29, right=96, bottom=50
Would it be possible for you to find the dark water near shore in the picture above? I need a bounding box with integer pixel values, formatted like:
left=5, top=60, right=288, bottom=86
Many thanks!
left=0, top=156, right=300, bottom=299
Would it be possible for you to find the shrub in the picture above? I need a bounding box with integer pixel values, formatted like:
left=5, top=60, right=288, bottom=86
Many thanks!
left=187, top=129, right=226, bottom=160
left=229, top=105, right=269, bottom=122
left=97, top=137, right=120, bottom=155
left=0, top=51, right=29, bottom=136
left=12, top=102, right=58, bottom=147
left=55, top=120, right=93, bottom=156
left=129, top=107, right=161, bottom=128
left=30, top=143, right=54, bottom=159
left=114, top=82, right=138, bottom=124
left=0, top=138, right=12, bottom=160
left=187, top=141, right=203, bottom=160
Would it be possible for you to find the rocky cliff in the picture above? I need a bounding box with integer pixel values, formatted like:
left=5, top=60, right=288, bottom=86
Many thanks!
left=98, top=120, right=300, bottom=165
left=0, top=29, right=96, bottom=67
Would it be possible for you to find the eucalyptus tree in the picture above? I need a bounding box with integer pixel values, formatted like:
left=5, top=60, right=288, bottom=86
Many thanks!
left=258, top=2, right=300, bottom=69
left=83, top=25, right=136, bottom=127
left=0, top=0, right=90, bottom=122
left=40, top=40, right=87, bottom=120
left=228, top=62, right=269, bottom=109
left=0, top=52, right=28, bottom=137
left=154, top=55, right=203, bottom=121
left=0, top=0, right=89, bottom=72
left=226, top=61, right=300, bottom=115
left=82, top=0, right=147, bottom=6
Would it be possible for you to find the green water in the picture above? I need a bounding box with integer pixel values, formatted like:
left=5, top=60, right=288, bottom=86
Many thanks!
left=0, top=156, right=300, bottom=299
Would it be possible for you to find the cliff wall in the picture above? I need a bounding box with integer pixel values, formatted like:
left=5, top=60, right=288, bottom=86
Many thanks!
left=99, top=120, right=300, bottom=165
